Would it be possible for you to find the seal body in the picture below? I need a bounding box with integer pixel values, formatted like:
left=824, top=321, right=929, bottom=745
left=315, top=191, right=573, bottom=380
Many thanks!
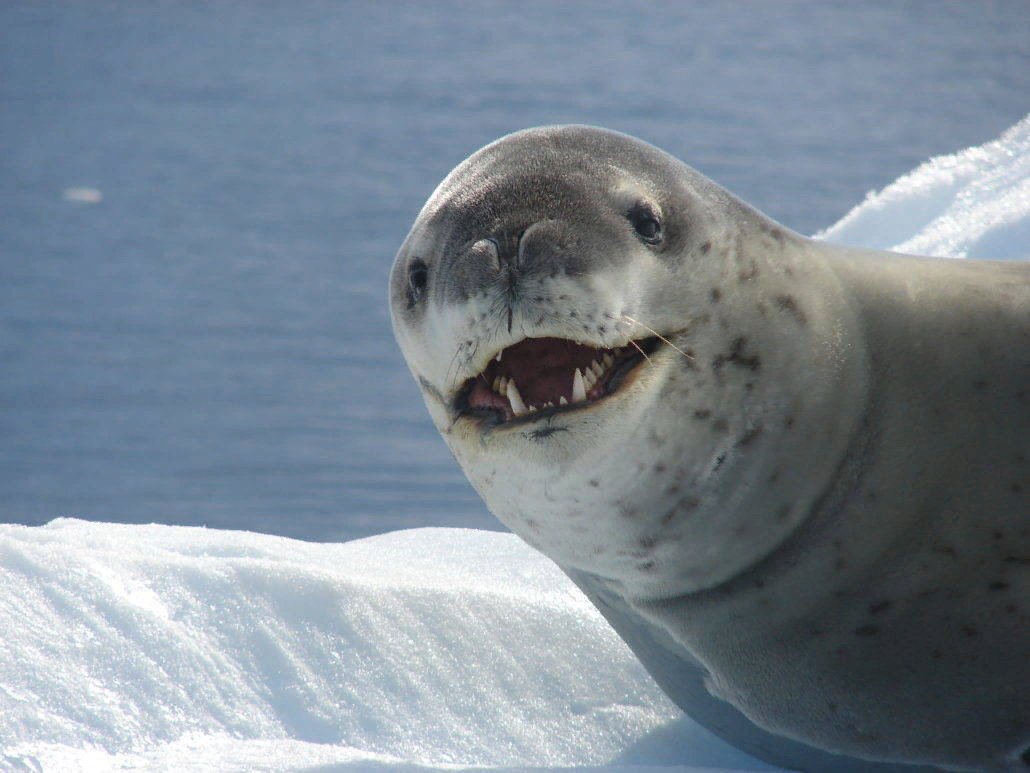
left=389, top=126, right=1029, bottom=771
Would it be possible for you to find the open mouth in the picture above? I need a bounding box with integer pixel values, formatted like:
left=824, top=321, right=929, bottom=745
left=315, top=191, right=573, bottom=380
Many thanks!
left=455, top=336, right=661, bottom=425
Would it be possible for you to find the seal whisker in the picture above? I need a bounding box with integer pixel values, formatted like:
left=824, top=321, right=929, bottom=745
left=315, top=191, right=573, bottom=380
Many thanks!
left=627, top=338, right=654, bottom=369
left=615, top=313, right=695, bottom=362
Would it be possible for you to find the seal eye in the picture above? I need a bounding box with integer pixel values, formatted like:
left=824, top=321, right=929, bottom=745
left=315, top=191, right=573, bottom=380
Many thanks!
left=407, top=258, right=428, bottom=306
left=626, top=202, right=662, bottom=245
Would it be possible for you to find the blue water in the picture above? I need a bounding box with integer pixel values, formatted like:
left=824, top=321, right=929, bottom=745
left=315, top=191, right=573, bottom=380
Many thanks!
left=1, top=2, right=1027, bottom=542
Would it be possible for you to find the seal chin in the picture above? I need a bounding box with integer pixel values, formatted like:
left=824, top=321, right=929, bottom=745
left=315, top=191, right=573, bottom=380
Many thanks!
left=452, top=335, right=662, bottom=429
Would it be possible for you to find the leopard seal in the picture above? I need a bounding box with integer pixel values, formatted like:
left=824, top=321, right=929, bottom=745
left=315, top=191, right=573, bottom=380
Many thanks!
left=388, top=125, right=1030, bottom=771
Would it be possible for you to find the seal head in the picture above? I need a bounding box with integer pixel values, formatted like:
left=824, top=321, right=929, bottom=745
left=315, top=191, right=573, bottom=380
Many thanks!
left=391, top=125, right=864, bottom=599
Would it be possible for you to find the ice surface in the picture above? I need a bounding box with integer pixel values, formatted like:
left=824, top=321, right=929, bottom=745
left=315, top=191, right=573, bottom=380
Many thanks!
left=817, top=114, right=1029, bottom=260
left=2, top=121, right=1027, bottom=771
left=0, top=520, right=770, bottom=771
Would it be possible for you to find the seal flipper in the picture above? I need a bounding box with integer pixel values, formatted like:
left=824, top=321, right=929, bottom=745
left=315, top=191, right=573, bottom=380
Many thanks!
left=565, top=569, right=939, bottom=773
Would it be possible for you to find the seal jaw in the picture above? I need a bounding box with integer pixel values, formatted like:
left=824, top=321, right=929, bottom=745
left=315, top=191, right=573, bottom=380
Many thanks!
left=454, top=335, right=661, bottom=427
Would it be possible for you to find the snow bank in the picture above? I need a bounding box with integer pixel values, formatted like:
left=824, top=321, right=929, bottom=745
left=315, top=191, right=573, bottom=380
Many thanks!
left=3, top=121, right=1027, bottom=771
left=0, top=520, right=766, bottom=771
left=817, top=114, right=1029, bottom=259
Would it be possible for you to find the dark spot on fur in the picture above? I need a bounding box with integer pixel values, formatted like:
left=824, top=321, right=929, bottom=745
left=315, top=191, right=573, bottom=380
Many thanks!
left=993, top=530, right=1004, bottom=540
left=712, top=418, right=729, bottom=433
left=664, top=484, right=680, bottom=497
left=654, top=463, right=666, bottom=474
left=736, top=425, right=763, bottom=447
left=712, top=337, right=761, bottom=380
left=713, top=452, right=728, bottom=470
left=588, top=479, right=599, bottom=487
left=618, top=506, right=638, bottom=519
left=661, top=497, right=699, bottom=525
left=853, top=624, right=879, bottom=637
left=768, top=468, right=781, bottom=485
left=784, top=415, right=795, bottom=430
left=775, top=504, right=791, bottom=520
left=868, top=600, right=891, bottom=615
left=961, top=624, right=977, bottom=638
left=738, top=262, right=759, bottom=282
left=526, top=425, right=568, bottom=440
left=701, top=241, right=712, bottom=254
left=973, top=379, right=988, bottom=390
left=828, top=702, right=838, bottom=712
left=774, top=295, right=808, bottom=325
left=693, top=409, right=711, bottom=420
left=931, top=648, right=942, bottom=659
left=866, top=491, right=877, bottom=503
left=709, top=287, right=721, bottom=303
left=637, top=560, right=657, bottom=572
left=989, top=581, right=1008, bottom=591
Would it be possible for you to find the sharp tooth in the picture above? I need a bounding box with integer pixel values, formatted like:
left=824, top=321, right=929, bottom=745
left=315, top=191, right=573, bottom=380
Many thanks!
left=543, top=401, right=553, bottom=409
left=603, top=353, right=615, bottom=368
left=506, top=379, right=527, bottom=416
left=492, top=377, right=500, bottom=393
left=528, top=404, right=538, bottom=413
left=496, top=350, right=503, bottom=362
left=572, top=369, right=587, bottom=403
left=590, top=360, right=604, bottom=378
left=559, top=396, right=568, bottom=405
left=498, top=376, right=507, bottom=394
left=583, top=369, right=597, bottom=390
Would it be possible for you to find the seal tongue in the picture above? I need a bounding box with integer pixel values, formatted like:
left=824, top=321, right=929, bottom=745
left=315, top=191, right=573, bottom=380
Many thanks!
left=494, top=338, right=602, bottom=406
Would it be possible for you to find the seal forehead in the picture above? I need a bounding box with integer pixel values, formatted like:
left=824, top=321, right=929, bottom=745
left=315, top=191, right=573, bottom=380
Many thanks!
left=426, top=125, right=671, bottom=218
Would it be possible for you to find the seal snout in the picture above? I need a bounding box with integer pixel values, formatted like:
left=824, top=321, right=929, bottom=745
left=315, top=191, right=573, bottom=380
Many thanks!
left=458, top=336, right=660, bottom=425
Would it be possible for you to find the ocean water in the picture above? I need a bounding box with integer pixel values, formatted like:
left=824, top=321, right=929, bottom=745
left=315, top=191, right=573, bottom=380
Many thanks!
left=1, top=1, right=1027, bottom=542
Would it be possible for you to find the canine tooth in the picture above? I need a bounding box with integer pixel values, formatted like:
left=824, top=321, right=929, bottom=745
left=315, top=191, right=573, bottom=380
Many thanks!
left=496, top=350, right=503, bottom=362
left=572, top=369, right=587, bottom=403
left=506, top=379, right=527, bottom=416
left=590, top=360, right=604, bottom=378
left=559, top=396, right=568, bottom=405
left=603, top=353, right=615, bottom=368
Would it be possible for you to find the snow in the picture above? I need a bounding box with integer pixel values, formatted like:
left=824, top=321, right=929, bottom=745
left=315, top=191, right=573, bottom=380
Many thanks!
left=3, top=119, right=1027, bottom=771
left=817, top=114, right=1030, bottom=260
left=0, top=520, right=766, bottom=772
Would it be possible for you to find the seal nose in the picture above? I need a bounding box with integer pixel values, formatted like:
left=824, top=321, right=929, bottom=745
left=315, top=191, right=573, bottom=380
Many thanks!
left=514, top=219, right=563, bottom=274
